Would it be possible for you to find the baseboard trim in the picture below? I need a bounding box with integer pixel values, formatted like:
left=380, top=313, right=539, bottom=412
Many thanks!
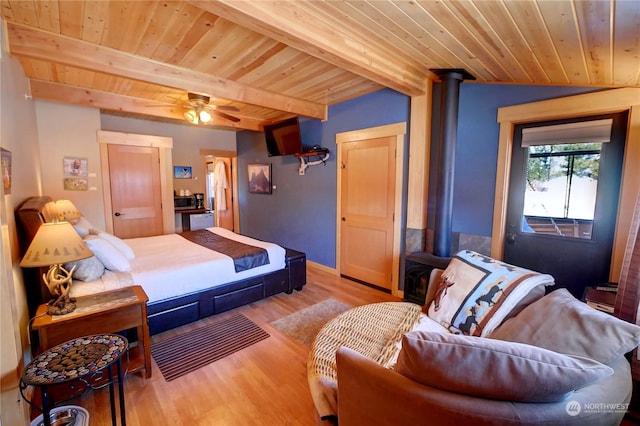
left=307, top=261, right=337, bottom=275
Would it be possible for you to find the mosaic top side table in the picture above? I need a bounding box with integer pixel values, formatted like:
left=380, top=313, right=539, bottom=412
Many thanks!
left=20, top=334, right=128, bottom=426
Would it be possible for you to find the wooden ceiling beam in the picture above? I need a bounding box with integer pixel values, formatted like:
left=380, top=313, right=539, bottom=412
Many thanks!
left=7, top=22, right=327, bottom=121
left=191, top=0, right=427, bottom=96
left=29, top=80, right=266, bottom=131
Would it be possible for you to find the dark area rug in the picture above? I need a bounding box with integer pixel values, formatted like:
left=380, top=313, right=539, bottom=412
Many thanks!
left=151, top=314, right=269, bottom=381
left=271, top=299, right=352, bottom=346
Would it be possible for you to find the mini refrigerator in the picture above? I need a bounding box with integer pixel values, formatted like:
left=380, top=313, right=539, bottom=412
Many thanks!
left=189, top=212, right=214, bottom=230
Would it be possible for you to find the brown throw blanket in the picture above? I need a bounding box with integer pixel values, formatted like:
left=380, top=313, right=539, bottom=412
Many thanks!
left=180, top=229, right=269, bottom=272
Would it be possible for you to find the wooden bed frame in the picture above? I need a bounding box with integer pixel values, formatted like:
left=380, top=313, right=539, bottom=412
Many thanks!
left=16, top=196, right=306, bottom=335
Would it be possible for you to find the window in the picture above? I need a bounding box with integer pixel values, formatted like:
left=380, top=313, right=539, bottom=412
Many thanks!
left=523, top=143, right=601, bottom=239
left=519, top=118, right=612, bottom=240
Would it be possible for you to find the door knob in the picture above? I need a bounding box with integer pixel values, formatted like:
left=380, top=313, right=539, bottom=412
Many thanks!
left=341, top=217, right=346, bottom=222
left=506, top=233, right=516, bottom=244
left=114, top=212, right=123, bottom=217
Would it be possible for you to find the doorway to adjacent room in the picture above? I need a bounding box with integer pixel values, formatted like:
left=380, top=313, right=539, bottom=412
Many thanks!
left=503, top=112, right=627, bottom=298
left=492, top=88, right=640, bottom=289
left=200, top=149, right=238, bottom=232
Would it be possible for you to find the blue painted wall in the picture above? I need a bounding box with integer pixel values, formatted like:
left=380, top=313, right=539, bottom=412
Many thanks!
left=237, top=88, right=410, bottom=267
left=431, top=83, right=599, bottom=237
left=239, top=83, right=600, bottom=268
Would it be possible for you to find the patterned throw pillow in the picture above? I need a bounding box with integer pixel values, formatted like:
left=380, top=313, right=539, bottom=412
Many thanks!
left=425, top=250, right=554, bottom=336
left=64, top=256, right=105, bottom=282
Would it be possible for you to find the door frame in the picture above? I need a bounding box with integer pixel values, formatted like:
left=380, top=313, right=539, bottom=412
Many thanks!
left=200, top=149, right=240, bottom=232
left=336, top=122, right=406, bottom=297
left=492, top=88, right=640, bottom=282
left=97, top=130, right=174, bottom=234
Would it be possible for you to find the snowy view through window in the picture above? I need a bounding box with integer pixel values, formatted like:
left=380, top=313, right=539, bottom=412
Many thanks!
left=523, top=143, right=601, bottom=239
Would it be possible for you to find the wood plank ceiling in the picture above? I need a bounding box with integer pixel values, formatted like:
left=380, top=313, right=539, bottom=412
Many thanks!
left=2, top=0, right=639, bottom=131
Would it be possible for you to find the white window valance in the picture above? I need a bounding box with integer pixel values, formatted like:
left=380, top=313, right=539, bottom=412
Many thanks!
left=521, top=119, right=613, bottom=147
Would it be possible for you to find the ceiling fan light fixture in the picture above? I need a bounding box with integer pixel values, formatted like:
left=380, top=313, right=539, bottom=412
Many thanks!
left=184, top=109, right=199, bottom=124
left=183, top=92, right=238, bottom=124
left=198, top=109, right=212, bottom=124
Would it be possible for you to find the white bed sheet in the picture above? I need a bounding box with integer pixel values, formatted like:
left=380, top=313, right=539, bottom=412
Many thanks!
left=70, top=227, right=286, bottom=303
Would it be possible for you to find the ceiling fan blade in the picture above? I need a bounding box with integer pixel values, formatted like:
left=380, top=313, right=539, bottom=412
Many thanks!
left=215, top=105, right=240, bottom=112
left=214, top=110, right=241, bottom=123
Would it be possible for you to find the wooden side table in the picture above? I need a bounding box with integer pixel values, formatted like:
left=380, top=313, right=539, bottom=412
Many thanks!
left=31, top=286, right=152, bottom=379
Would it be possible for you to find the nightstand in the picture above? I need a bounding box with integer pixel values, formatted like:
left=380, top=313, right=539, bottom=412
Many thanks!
left=31, top=286, right=152, bottom=379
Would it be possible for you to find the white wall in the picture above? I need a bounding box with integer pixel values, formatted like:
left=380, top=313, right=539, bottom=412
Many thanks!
left=0, top=16, right=40, bottom=425
left=35, top=101, right=105, bottom=229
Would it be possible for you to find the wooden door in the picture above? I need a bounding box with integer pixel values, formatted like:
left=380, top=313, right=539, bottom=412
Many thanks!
left=340, top=136, right=396, bottom=290
left=213, top=158, right=234, bottom=231
left=107, top=144, right=163, bottom=238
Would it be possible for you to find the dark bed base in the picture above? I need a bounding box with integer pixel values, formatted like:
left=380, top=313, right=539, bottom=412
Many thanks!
left=15, top=196, right=307, bottom=336
left=147, top=248, right=306, bottom=335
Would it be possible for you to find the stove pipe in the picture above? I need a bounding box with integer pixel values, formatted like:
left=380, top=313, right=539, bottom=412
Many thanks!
left=430, top=69, right=475, bottom=258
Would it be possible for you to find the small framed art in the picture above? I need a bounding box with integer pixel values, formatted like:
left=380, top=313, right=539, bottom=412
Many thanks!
left=248, top=163, right=272, bottom=194
left=174, top=166, right=192, bottom=179
left=63, top=157, right=88, bottom=191
left=1, top=148, right=11, bottom=194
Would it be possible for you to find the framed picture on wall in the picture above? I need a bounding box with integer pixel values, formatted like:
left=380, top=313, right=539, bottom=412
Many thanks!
left=1, top=148, right=11, bottom=195
left=63, top=157, right=88, bottom=177
left=248, top=163, right=272, bottom=194
left=63, top=178, right=88, bottom=191
left=174, top=166, right=192, bottom=179
left=63, top=157, right=88, bottom=191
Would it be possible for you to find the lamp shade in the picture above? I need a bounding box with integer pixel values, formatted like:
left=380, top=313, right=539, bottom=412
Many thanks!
left=20, top=222, right=92, bottom=267
left=55, top=199, right=82, bottom=222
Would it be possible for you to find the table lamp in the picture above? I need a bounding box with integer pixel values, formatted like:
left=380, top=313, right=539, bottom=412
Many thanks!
left=20, top=222, right=93, bottom=315
left=54, top=199, right=83, bottom=223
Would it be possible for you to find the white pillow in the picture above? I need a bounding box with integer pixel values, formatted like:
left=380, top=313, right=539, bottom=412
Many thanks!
left=84, top=235, right=131, bottom=272
left=73, top=216, right=99, bottom=237
left=98, top=232, right=135, bottom=260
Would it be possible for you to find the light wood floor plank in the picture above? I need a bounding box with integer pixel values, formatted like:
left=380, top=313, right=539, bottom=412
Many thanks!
left=75, top=265, right=401, bottom=425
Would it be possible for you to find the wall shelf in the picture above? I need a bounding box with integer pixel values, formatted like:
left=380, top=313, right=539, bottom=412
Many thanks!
left=294, top=149, right=330, bottom=175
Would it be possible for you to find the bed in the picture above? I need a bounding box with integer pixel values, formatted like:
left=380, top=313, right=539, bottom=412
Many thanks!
left=16, top=196, right=306, bottom=335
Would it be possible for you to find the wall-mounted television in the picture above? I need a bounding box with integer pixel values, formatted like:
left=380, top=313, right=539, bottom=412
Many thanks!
left=264, top=117, right=303, bottom=156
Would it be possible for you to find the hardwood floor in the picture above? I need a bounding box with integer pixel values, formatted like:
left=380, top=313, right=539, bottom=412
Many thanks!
left=75, top=265, right=401, bottom=425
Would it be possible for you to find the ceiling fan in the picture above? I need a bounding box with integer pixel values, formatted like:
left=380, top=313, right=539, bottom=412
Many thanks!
left=183, top=93, right=240, bottom=124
